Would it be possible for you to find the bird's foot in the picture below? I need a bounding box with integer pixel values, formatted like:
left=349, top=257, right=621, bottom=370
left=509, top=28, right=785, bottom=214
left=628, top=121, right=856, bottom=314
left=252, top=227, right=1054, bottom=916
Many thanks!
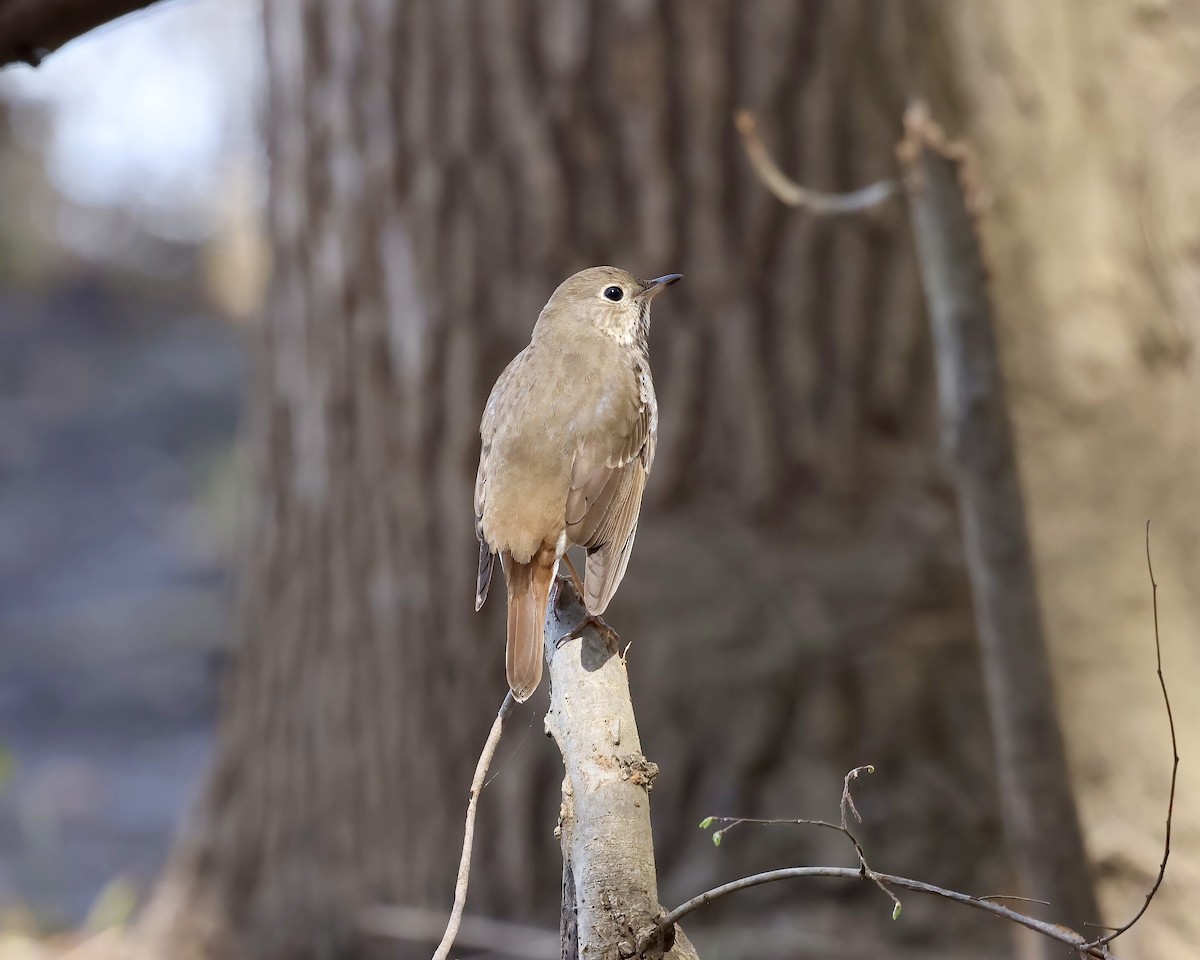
left=556, top=611, right=621, bottom=652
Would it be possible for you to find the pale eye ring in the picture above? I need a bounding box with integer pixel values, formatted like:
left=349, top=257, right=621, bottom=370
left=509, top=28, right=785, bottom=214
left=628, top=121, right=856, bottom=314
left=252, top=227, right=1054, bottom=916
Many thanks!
left=603, top=285, right=624, bottom=302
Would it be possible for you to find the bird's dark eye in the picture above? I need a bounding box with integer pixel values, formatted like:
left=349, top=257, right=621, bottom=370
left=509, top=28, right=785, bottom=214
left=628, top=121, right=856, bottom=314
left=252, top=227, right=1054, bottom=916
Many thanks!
left=603, top=285, right=624, bottom=302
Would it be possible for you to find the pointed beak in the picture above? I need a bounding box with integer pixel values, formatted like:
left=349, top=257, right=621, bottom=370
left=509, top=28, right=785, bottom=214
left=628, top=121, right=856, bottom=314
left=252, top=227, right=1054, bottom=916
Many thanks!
left=637, top=273, right=683, bottom=300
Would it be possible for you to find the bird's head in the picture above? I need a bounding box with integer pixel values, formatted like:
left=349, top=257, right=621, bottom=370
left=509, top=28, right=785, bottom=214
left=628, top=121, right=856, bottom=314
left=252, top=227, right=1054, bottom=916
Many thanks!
left=536, top=266, right=682, bottom=346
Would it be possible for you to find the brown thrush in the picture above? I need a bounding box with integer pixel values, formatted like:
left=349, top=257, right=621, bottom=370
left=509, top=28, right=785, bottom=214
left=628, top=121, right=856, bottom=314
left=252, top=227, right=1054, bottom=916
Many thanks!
left=474, top=266, right=682, bottom=701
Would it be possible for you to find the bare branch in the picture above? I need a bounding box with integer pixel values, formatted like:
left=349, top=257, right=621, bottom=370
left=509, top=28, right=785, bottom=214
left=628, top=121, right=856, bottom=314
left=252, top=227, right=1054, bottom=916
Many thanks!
left=1081, top=521, right=1178, bottom=951
left=0, top=0, right=165, bottom=68
left=899, top=101, right=1100, bottom=937
left=431, top=691, right=516, bottom=960
left=839, top=764, right=874, bottom=829
left=545, top=577, right=696, bottom=960
left=975, top=895, right=1051, bottom=907
left=734, top=110, right=898, bottom=215
left=654, top=867, right=1117, bottom=960
left=700, top=766, right=900, bottom=921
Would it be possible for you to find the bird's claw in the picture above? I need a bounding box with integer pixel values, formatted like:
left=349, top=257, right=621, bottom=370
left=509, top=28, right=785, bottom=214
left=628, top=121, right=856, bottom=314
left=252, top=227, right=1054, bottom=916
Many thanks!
left=556, top=612, right=621, bottom=652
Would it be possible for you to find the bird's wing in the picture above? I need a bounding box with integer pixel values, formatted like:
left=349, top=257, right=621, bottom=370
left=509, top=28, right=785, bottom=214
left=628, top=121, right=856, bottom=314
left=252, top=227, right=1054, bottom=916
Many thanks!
left=475, top=352, right=522, bottom=609
left=474, top=445, right=496, bottom=611
left=565, top=364, right=656, bottom=615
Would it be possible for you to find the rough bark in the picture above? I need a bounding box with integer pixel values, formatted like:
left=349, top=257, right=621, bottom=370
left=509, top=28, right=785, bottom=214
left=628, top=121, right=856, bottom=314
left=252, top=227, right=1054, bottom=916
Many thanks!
left=142, top=3, right=1012, bottom=958
left=900, top=108, right=1099, bottom=946
left=0, top=0, right=163, bottom=66
left=545, top=579, right=696, bottom=960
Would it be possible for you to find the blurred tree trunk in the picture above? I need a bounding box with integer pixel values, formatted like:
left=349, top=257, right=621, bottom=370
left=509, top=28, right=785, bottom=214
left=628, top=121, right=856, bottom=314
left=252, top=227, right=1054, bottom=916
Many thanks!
left=926, top=5, right=1200, bottom=958
left=139, top=2, right=1025, bottom=958
left=903, top=119, right=1099, bottom=951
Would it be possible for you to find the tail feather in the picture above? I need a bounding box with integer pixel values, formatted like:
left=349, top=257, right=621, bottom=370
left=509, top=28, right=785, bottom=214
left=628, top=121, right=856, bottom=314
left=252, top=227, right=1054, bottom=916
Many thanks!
left=502, top=553, right=555, bottom=701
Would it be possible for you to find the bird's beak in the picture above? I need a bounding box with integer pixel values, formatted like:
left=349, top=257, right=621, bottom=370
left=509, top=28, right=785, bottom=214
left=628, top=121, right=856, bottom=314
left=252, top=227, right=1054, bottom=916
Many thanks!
left=637, top=274, right=683, bottom=300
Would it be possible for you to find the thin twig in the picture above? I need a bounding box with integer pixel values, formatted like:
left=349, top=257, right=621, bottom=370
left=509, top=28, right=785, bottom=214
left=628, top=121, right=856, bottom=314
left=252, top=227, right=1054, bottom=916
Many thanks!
left=975, top=894, right=1051, bottom=907
left=840, top=765, right=873, bottom=828
left=650, top=868, right=1117, bottom=960
left=431, top=691, right=516, bottom=960
left=701, top=766, right=900, bottom=918
left=734, top=110, right=899, bottom=215
left=1081, top=521, right=1178, bottom=951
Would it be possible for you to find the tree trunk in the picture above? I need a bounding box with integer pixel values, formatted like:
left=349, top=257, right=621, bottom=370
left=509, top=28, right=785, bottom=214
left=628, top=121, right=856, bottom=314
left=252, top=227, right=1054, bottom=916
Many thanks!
left=922, top=5, right=1200, bottom=958
left=141, top=2, right=1022, bottom=958
left=902, top=113, right=1099, bottom=947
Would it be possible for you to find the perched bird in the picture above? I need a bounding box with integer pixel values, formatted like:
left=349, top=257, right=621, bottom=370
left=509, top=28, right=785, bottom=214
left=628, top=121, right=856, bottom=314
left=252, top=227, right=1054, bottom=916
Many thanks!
left=474, top=266, right=682, bottom=701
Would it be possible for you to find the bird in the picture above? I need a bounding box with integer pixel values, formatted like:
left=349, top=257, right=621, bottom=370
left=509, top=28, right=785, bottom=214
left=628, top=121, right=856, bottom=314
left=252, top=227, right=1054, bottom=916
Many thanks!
left=474, top=266, right=682, bottom=701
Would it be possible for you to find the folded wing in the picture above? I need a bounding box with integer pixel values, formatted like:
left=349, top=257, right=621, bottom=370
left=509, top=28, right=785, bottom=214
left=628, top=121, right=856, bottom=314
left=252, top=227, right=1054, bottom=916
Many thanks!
left=565, top=365, right=656, bottom=615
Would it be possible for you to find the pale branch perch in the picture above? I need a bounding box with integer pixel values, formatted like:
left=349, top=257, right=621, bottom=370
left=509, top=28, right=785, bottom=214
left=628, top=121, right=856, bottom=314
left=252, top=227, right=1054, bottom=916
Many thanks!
left=0, top=0, right=165, bottom=67
left=430, top=691, right=516, bottom=960
left=734, top=110, right=899, bottom=215
left=897, top=101, right=1100, bottom=939
left=544, top=577, right=697, bottom=960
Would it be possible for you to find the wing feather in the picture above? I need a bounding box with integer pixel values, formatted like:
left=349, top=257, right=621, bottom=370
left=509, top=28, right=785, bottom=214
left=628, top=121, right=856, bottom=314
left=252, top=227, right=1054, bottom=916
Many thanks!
left=582, top=465, right=646, bottom=614
left=565, top=363, right=656, bottom=615
left=474, top=355, right=510, bottom=608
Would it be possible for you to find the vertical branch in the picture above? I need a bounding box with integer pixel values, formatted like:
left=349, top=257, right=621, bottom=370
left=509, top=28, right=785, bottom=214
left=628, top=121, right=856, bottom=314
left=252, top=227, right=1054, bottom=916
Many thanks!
left=898, top=103, right=1100, bottom=941
left=432, top=692, right=516, bottom=960
left=543, top=579, right=698, bottom=960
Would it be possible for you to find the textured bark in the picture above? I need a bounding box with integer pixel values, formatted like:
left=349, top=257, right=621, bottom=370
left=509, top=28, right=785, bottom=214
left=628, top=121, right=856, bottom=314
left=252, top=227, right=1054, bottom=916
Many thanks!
left=0, top=0, right=163, bottom=66
left=545, top=579, right=697, bottom=960
left=141, top=3, right=1012, bottom=958
left=901, top=112, right=1099, bottom=946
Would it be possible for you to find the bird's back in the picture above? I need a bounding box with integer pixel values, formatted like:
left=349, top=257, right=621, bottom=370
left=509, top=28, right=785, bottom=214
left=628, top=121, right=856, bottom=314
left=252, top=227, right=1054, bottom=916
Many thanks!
left=477, top=326, right=645, bottom=562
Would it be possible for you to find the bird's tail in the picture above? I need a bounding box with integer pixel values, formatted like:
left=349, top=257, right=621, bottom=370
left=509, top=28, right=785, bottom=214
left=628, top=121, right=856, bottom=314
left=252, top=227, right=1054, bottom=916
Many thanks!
left=502, top=553, right=555, bottom=701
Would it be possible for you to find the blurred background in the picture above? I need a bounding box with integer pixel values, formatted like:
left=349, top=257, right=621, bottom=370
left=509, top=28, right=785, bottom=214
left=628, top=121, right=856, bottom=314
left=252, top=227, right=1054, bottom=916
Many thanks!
left=0, top=2, right=1198, bottom=960
left=0, top=0, right=260, bottom=931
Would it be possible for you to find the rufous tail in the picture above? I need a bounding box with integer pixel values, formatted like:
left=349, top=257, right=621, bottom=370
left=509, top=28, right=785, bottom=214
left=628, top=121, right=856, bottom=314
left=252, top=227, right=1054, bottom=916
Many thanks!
left=502, top=553, right=555, bottom=701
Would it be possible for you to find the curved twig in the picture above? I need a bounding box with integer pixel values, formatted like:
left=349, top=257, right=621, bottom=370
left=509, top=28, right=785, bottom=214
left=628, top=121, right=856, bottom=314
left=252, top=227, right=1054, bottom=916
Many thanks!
left=701, top=766, right=899, bottom=917
left=649, top=868, right=1116, bottom=959
left=734, top=110, right=899, bottom=215
left=1081, top=521, right=1178, bottom=951
left=431, top=691, right=516, bottom=960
